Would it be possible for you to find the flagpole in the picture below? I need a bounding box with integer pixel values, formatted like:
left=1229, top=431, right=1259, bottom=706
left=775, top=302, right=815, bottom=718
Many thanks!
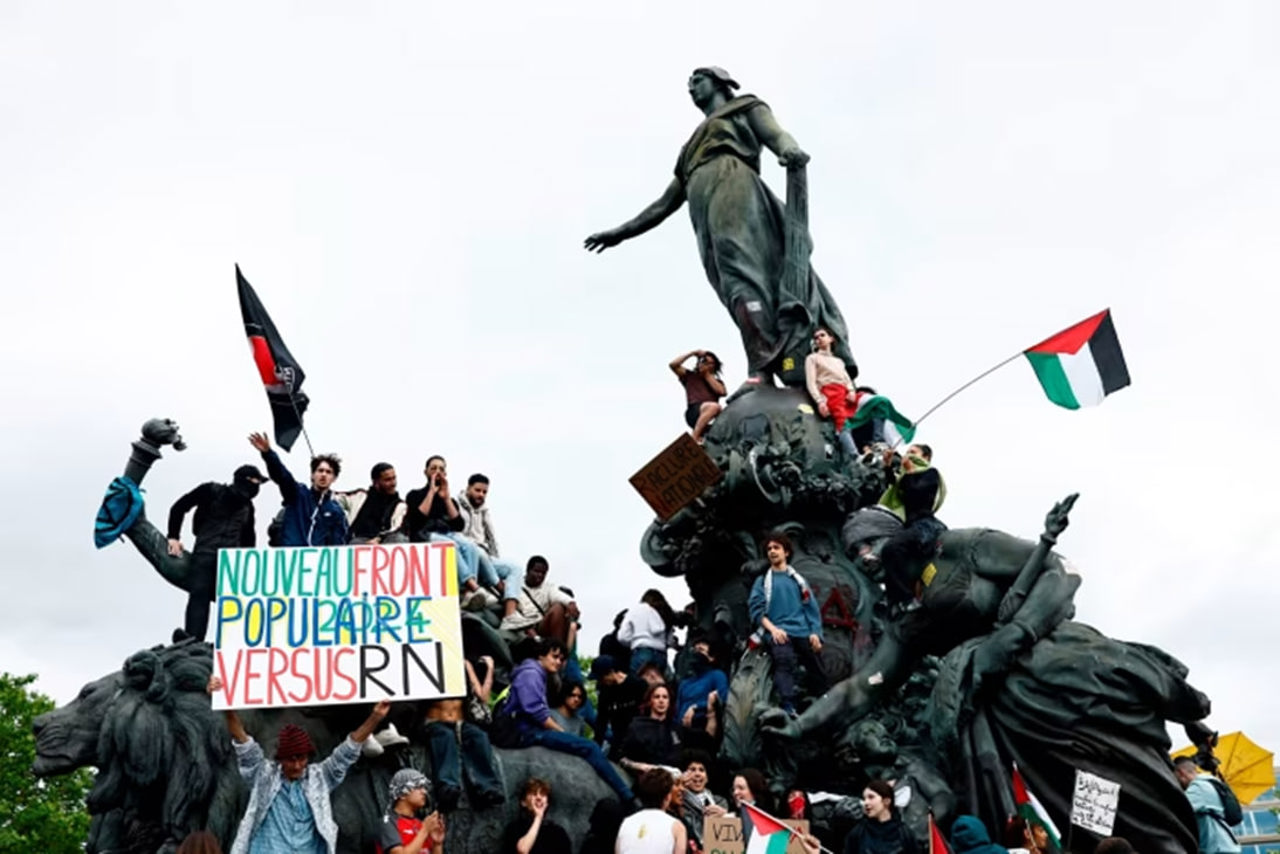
left=287, top=391, right=315, bottom=458
left=905, top=349, right=1025, bottom=438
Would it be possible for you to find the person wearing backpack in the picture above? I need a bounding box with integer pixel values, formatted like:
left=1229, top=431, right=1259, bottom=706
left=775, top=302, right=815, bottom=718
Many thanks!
left=1174, top=756, right=1242, bottom=853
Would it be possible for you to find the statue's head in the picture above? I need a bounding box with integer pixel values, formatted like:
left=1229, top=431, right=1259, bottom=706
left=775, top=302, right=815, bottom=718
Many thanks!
left=849, top=718, right=898, bottom=764
left=689, top=67, right=738, bottom=107
left=32, top=670, right=125, bottom=776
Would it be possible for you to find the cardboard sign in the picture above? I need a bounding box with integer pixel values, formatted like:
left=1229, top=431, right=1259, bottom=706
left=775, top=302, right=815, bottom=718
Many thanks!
left=630, top=433, right=722, bottom=520
left=211, top=541, right=465, bottom=710
left=1071, top=769, right=1121, bottom=836
left=703, top=815, right=810, bottom=854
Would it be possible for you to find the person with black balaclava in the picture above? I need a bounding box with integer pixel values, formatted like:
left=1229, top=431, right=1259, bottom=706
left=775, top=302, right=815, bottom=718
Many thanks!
left=165, top=464, right=267, bottom=641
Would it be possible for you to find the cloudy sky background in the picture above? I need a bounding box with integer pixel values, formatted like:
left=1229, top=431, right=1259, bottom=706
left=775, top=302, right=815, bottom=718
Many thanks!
left=3, top=2, right=1277, bottom=755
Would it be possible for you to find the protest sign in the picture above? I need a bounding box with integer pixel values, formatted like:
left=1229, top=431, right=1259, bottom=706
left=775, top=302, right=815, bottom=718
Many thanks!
left=703, top=815, right=810, bottom=854
left=1071, top=769, right=1121, bottom=836
left=630, top=433, right=722, bottom=520
left=211, top=541, right=465, bottom=710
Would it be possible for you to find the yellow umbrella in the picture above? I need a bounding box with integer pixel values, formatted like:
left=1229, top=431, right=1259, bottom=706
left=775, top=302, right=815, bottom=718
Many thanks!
left=1172, top=731, right=1276, bottom=805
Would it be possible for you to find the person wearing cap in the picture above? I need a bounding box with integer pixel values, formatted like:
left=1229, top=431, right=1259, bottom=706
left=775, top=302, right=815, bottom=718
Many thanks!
left=586, top=66, right=854, bottom=389
left=377, top=769, right=446, bottom=854
left=122, top=462, right=266, bottom=642
left=207, top=675, right=391, bottom=854
left=589, top=654, right=646, bottom=758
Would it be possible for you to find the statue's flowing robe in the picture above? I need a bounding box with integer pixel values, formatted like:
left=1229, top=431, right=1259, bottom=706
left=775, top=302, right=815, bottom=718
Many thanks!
left=676, top=95, right=853, bottom=378
left=929, top=621, right=1210, bottom=853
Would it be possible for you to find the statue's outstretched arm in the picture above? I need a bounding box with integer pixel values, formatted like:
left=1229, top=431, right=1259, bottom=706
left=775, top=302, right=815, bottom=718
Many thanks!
left=996, top=493, right=1078, bottom=625
left=746, top=105, right=809, bottom=168
left=585, top=177, right=686, bottom=252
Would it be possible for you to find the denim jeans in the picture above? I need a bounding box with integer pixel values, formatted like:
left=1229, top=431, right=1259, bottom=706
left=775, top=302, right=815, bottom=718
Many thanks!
left=430, top=533, right=483, bottom=585
left=424, top=720, right=504, bottom=810
left=521, top=729, right=633, bottom=802
left=628, top=646, right=668, bottom=678
left=476, top=550, right=520, bottom=590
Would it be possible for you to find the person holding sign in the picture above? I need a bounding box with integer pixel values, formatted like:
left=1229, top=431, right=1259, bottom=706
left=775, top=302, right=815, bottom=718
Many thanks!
left=248, top=432, right=349, bottom=547
left=377, top=769, right=446, bottom=854
left=207, top=674, right=390, bottom=854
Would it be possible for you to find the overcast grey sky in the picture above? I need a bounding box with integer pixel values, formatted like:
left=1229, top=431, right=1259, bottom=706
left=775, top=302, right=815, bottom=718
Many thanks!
left=3, top=2, right=1277, bottom=756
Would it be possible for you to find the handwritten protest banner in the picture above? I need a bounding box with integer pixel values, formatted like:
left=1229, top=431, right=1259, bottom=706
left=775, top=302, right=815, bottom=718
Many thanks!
left=703, top=815, right=809, bottom=854
left=1071, top=769, right=1121, bottom=836
left=211, top=541, right=465, bottom=710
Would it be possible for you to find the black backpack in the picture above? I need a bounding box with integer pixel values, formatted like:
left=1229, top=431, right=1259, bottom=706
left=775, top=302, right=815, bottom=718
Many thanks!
left=1207, top=777, right=1243, bottom=827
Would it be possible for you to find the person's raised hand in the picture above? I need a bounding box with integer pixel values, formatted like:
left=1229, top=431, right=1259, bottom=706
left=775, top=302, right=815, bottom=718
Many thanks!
left=207, top=675, right=223, bottom=696
left=248, top=432, right=271, bottom=453
left=372, top=699, right=392, bottom=720
left=167, top=538, right=185, bottom=557
left=683, top=705, right=696, bottom=728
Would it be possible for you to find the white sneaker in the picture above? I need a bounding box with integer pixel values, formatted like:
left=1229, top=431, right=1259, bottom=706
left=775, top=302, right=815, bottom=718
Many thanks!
left=375, top=723, right=410, bottom=748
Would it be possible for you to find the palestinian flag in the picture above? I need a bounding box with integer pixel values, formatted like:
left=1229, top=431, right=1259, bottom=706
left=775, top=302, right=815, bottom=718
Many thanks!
left=237, top=265, right=309, bottom=451
left=928, top=813, right=950, bottom=854
left=847, top=391, right=916, bottom=444
left=1024, top=309, right=1130, bottom=410
left=1012, top=763, right=1063, bottom=850
left=743, top=802, right=793, bottom=854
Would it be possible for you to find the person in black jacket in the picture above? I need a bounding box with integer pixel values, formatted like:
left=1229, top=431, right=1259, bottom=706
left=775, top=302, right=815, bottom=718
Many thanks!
left=164, top=464, right=266, bottom=640
left=618, top=683, right=682, bottom=775
left=843, top=780, right=919, bottom=854
left=589, top=655, right=647, bottom=757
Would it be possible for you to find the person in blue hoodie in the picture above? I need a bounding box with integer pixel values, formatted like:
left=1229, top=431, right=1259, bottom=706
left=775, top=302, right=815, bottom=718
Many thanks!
left=249, top=432, right=349, bottom=547
left=748, top=532, right=826, bottom=716
left=950, top=815, right=1009, bottom=854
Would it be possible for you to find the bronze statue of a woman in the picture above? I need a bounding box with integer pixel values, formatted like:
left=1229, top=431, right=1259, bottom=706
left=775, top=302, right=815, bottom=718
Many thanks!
left=585, top=67, right=855, bottom=387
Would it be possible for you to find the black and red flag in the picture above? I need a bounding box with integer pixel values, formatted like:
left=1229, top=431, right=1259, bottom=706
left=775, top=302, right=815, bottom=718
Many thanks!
left=236, top=265, right=309, bottom=451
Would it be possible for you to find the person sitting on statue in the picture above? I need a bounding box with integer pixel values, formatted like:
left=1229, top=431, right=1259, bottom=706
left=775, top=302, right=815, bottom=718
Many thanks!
left=670, top=349, right=727, bottom=443
left=500, top=777, right=574, bottom=854
left=876, top=445, right=947, bottom=613
left=501, top=638, right=636, bottom=805
left=338, top=462, right=407, bottom=545
left=248, top=432, right=349, bottom=547
left=805, top=327, right=860, bottom=456
left=376, top=769, right=446, bottom=854
left=153, top=463, right=266, bottom=642
left=589, top=654, right=647, bottom=756
left=421, top=656, right=506, bottom=813
left=674, top=637, right=726, bottom=748
left=618, top=683, right=682, bottom=776
left=499, top=556, right=581, bottom=648
left=456, top=473, right=522, bottom=600
left=549, top=679, right=589, bottom=737
left=206, top=674, right=390, bottom=854
left=403, top=455, right=493, bottom=611
left=748, top=532, right=827, bottom=717
left=618, top=589, right=679, bottom=678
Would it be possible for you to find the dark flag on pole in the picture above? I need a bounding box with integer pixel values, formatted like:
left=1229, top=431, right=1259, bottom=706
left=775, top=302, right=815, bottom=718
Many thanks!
left=236, top=265, right=309, bottom=451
